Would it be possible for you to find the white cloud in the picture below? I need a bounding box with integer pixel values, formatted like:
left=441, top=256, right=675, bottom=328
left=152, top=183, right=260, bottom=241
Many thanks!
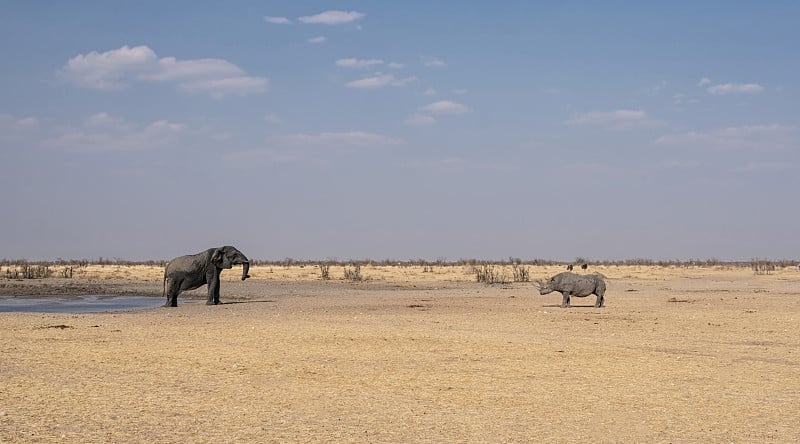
left=404, top=114, right=436, bottom=126
left=706, top=83, right=764, bottom=95
left=44, top=113, right=186, bottom=152
left=0, top=113, right=41, bottom=146
left=336, top=58, right=384, bottom=68
left=264, top=114, right=283, bottom=124
left=224, top=148, right=312, bottom=166
left=655, top=124, right=797, bottom=149
left=345, top=74, right=417, bottom=89
left=563, top=109, right=663, bottom=130
left=643, top=80, right=668, bottom=96
left=697, top=77, right=712, bottom=87
left=423, top=88, right=437, bottom=96
left=422, top=57, right=446, bottom=67
left=0, top=113, right=40, bottom=130
left=141, top=57, right=244, bottom=82
left=83, top=112, right=136, bottom=131
left=307, top=36, right=327, bottom=44
left=739, top=161, right=792, bottom=172
left=177, top=76, right=268, bottom=98
left=264, top=16, right=292, bottom=24
left=420, top=100, right=469, bottom=115
left=401, top=157, right=466, bottom=170
left=298, top=10, right=365, bottom=25
left=672, top=93, right=700, bottom=107
left=59, top=45, right=158, bottom=90
left=279, top=131, right=402, bottom=148
left=59, top=45, right=268, bottom=98
left=228, top=130, right=401, bottom=167
left=662, top=160, right=703, bottom=169
left=387, top=62, right=405, bottom=69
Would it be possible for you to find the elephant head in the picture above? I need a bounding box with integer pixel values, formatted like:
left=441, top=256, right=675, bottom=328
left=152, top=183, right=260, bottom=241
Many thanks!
left=211, top=246, right=251, bottom=280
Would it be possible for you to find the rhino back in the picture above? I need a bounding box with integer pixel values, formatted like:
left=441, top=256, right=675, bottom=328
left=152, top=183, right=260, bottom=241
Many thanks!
left=554, top=272, right=603, bottom=296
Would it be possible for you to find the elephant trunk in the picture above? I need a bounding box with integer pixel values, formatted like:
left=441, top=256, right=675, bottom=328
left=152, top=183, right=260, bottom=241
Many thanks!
left=241, top=261, right=250, bottom=281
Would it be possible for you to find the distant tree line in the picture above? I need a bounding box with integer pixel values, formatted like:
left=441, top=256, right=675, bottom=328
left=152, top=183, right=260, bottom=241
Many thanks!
left=3, top=256, right=797, bottom=270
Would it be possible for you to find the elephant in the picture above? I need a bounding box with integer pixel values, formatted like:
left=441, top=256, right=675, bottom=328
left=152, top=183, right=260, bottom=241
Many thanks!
left=162, top=246, right=251, bottom=307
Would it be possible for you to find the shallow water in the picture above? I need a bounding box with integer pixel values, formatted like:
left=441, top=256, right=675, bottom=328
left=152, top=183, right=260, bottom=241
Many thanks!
left=0, top=295, right=185, bottom=313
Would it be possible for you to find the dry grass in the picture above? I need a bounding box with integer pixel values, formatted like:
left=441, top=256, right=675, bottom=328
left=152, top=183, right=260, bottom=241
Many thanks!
left=1, top=265, right=799, bottom=442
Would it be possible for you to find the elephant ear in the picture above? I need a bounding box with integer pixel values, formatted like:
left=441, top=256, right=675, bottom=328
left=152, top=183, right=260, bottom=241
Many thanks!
left=211, top=248, right=224, bottom=266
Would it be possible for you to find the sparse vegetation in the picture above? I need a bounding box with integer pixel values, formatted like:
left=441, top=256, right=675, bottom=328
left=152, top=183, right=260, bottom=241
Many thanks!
left=318, top=263, right=330, bottom=280
left=475, top=265, right=509, bottom=284
left=1, top=257, right=798, bottom=285
left=752, top=259, right=777, bottom=275
left=511, top=261, right=530, bottom=283
left=343, top=264, right=362, bottom=281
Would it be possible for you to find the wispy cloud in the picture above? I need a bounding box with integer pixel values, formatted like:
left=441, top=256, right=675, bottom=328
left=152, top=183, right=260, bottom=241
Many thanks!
left=422, top=57, right=446, bottom=67
left=177, top=77, right=268, bottom=99
left=298, top=10, right=365, bottom=25
left=697, top=77, right=711, bottom=87
left=0, top=113, right=40, bottom=130
left=263, top=114, right=283, bottom=125
left=59, top=45, right=268, bottom=98
left=264, top=16, right=292, bottom=24
left=420, top=100, right=470, bottom=115
left=401, top=157, right=467, bottom=170
left=345, top=74, right=417, bottom=89
left=739, top=161, right=792, bottom=172
left=336, top=58, right=384, bottom=69
left=656, top=124, right=797, bottom=149
left=43, top=112, right=186, bottom=152
left=404, top=114, right=437, bottom=126
left=307, top=36, right=326, bottom=44
left=672, top=93, right=700, bottom=107
left=706, top=82, right=764, bottom=95
left=227, top=130, right=401, bottom=167
left=281, top=131, right=401, bottom=147
left=563, top=109, right=662, bottom=130
left=662, top=160, right=703, bottom=169
left=139, top=56, right=244, bottom=82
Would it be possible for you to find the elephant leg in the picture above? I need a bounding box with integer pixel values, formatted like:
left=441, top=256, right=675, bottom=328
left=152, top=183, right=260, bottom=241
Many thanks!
left=560, top=292, right=571, bottom=308
left=207, top=274, right=221, bottom=305
left=164, top=279, right=180, bottom=307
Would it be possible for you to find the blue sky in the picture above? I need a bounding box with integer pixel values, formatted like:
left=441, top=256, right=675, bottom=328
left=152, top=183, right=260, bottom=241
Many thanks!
left=1, top=1, right=798, bottom=261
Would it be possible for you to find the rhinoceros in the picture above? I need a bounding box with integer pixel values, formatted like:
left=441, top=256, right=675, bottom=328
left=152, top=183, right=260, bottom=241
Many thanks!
left=536, top=272, right=606, bottom=308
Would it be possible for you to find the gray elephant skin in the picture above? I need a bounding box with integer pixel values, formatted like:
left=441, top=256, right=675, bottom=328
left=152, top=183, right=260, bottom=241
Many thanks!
left=162, top=246, right=251, bottom=307
left=536, top=272, right=606, bottom=308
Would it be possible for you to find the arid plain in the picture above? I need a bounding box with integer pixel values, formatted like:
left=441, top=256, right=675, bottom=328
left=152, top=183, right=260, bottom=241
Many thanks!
left=1, top=264, right=799, bottom=442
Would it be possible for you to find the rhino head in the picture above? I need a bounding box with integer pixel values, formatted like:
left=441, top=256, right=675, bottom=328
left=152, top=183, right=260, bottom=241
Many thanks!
left=535, top=278, right=556, bottom=295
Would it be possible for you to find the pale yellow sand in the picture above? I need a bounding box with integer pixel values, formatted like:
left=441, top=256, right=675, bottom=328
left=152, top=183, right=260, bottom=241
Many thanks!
left=1, top=265, right=799, bottom=442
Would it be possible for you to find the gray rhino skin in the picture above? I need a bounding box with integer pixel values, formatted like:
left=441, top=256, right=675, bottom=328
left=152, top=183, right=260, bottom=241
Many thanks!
left=536, top=272, right=606, bottom=308
left=162, top=246, right=250, bottom=307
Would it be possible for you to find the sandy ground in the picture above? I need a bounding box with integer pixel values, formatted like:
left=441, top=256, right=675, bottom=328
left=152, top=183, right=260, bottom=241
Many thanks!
left=1, top=264, right=799, bottom=443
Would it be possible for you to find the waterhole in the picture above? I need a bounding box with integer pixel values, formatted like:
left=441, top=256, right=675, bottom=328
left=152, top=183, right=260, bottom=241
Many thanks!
left=0, top=296, right=188, bottom=313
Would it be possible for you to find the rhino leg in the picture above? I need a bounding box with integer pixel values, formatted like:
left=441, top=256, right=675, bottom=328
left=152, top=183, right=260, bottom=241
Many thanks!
left=560, top=292, right=571, bottom=308
left=594, top=288, right=605, bottom=308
